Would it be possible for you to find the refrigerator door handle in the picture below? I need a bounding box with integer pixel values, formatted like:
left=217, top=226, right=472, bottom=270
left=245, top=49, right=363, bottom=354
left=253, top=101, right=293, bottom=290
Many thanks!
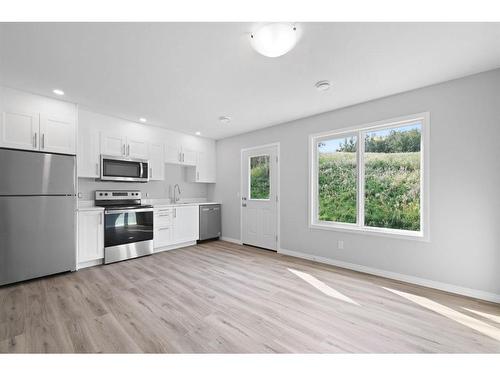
left=33, top=133, right=37, bottom=148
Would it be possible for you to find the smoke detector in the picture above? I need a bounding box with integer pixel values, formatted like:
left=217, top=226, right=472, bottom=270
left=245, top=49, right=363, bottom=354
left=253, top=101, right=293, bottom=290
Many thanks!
left=219, top=116, right=231, bottom=124
left=315, top=80, right=331, bottom=91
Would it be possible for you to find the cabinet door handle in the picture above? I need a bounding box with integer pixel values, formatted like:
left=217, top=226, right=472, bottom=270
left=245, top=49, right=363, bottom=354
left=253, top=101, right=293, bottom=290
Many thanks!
left=182, top=153, right=184, bottom=162
left=95, top=163, right=99, bottom=176
left=99, top=213, right=103, bottom=225
left=41, top=134, right=45, bottom=149
left=178, top=152, right=181, bottom=162
left=33, top=133, right=37, bottom=148
left=122, top=144, right=126, bottom=155
left=127, top=144, right=130, bottom=156
left=197, top=171, right=199, bottom=181
left=174, top=208, right=176, bottom=218
left=150, top=167, right=152, bottom=178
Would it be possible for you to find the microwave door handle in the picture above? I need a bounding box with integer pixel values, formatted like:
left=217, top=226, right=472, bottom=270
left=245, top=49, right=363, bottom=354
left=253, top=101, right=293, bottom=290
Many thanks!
left=140, top=162, right=144, bottom=179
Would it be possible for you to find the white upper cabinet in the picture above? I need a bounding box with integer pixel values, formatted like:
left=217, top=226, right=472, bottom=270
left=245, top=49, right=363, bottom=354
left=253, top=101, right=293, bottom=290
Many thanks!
left=0, top=109, right=76, bottom=155
left=78, top=129, right=100, bottom=178
left=100, top=131, right=127, bottom=157
left=100, top=132, right=148, bottom=159
left=182, top=146, right=197, bottom=166
left=0, top=109, right=39, bottom=151
left=0, top=87, right=77, bottom=155
left=148, top=142, right=165, bottom=181
left=164, top=134, right=198, bottom=166
left=77, top=110, right=216, bottom=183
left=126, top=137, right=149, bottom=159
left=187, top=139, right=216, bottom=183
left=39, top=114, right=76, bottom=154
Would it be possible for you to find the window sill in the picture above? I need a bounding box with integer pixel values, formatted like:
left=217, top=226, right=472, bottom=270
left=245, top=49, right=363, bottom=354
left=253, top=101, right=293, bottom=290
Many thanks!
left=309, top=222, right=429, bottom=242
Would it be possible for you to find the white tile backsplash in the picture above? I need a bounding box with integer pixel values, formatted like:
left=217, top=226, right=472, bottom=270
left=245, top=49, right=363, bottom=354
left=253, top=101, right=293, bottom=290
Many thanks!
left=77, top=164, right=209, bottom=201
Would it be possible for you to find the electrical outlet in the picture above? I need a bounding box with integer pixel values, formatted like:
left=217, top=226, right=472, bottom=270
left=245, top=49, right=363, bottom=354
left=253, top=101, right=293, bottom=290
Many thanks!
left=337, top=240, right=344, bottom=250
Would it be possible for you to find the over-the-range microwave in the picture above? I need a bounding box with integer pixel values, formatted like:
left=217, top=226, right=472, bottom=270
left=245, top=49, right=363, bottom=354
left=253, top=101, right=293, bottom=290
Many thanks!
left=100, top=155, right=149, bottom=182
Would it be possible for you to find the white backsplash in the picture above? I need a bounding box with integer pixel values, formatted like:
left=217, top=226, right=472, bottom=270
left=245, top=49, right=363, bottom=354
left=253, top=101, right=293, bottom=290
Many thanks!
left=77, top=164, right=209, bottom=201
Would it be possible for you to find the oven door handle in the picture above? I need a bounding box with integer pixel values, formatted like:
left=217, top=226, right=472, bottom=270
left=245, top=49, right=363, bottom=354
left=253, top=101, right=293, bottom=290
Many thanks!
left=105, top=208, right=154, bottom=214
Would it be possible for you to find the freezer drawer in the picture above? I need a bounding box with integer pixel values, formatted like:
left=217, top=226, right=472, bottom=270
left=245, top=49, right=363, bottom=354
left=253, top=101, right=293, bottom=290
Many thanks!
left=0, top=196, right=76, bottom=285
left=199, top=204, right=221, bottom=241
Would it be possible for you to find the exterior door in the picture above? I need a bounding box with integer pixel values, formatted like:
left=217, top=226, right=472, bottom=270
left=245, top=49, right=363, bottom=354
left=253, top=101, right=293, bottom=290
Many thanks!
left=241, top=144, right=278, bottom=251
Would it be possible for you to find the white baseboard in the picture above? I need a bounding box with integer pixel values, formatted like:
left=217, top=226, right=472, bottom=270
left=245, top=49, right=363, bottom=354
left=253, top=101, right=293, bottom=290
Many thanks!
left=77, top=258, right=103, bottom=270
left=220, top=236, right=243, bottom=245
left=278, top=248, right=500, bottom=304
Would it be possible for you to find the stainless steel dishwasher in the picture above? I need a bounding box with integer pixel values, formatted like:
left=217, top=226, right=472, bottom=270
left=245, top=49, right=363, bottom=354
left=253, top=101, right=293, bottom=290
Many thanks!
left=199, top=204, right=221, bottom=240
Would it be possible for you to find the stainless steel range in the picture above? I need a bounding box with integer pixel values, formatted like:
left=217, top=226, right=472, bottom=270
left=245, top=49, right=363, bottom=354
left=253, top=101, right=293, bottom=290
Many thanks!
left=95, top=190, right=154, bottom=264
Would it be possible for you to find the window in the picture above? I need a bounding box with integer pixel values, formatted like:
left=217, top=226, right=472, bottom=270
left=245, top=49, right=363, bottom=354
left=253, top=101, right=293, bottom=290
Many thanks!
left=310, top=114, right=428, bottom=238
left=249, top=155, right=270, bottom=200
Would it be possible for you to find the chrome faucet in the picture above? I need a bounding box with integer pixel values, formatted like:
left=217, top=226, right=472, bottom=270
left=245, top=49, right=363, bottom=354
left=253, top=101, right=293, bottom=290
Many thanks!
left=173, top=184, right=181, bottom=203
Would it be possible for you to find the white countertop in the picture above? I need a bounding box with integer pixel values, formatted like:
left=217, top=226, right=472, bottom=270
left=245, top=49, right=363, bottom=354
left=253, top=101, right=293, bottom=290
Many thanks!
left=77, top=199, right=220, bottom=211
left=152, top=202, right=221, bottom=208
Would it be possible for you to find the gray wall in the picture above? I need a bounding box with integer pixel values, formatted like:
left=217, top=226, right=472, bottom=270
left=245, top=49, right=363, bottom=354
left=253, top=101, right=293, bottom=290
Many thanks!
left=78, top=164, right=208, bottom=201
left=210, top=69, right=500, bottom=296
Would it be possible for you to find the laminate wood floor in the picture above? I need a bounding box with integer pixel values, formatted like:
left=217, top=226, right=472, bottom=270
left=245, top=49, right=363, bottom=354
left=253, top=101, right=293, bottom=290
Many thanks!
left=1, top=240, right=499, bottom=353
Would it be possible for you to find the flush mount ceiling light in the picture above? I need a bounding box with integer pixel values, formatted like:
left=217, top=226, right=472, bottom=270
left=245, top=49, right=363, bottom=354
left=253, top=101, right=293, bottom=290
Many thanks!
left=195, top=131, right=201, bottom=136
left=250, top=23, right=298, bottom=58
left=52, top=89, right=64, bottom=96
left=139, top=118, right=147, bottom=123
left=315, top=80, right=331, bottom=92
left=219, top=116, right=231, bottom=124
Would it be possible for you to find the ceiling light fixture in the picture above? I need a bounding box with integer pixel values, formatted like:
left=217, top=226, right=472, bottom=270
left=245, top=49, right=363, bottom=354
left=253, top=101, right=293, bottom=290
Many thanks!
left=139, top=118, right=147, bottom=123
left=195, top=131, right=201, bottom=136
left=219, top=116, right=231, bottom=124
left=250, top=23, right=299, bottom=58
left=52, top=89, right=64, bottom=96
left=315, top=80, right=331, bottom=91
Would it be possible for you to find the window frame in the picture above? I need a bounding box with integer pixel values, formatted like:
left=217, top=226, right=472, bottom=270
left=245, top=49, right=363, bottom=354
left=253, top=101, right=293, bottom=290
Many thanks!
left=309, top=112, right=430, bottom=241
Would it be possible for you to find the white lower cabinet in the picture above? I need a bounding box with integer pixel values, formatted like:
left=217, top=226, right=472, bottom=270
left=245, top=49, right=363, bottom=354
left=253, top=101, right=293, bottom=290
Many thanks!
left=154, top=205, right=199, bottom=251
left=78, top=210, right=104, bottom=268
left=154, top=208, right=173, bottom=248
left=172, top=205, right=199, bottom=243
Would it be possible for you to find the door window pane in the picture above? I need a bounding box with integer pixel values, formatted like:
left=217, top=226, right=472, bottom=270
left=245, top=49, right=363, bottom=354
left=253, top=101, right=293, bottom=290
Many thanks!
left=250, top=155, right=270, bottom=200
left=317, top=135, right=357, bottom=224
left=364, top=123, right=421, bottom=230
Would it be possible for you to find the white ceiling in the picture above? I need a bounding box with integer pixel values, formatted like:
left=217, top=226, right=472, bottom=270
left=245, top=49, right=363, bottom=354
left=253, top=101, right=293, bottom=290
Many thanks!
left=1, top=23, right=500, bottom=139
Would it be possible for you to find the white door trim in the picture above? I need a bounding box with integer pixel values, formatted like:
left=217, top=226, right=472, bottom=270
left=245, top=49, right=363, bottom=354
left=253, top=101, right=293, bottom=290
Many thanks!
left=240, top=142, right=280, bottom=251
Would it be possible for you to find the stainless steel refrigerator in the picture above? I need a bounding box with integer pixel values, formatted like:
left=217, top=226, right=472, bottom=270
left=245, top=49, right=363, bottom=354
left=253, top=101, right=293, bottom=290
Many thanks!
left=0, top=148, right=76, bottom=286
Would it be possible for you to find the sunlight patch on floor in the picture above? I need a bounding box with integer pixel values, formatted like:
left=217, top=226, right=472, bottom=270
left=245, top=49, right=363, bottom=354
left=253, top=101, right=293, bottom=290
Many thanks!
left=383, top=287, right=500, bottom=341
left=462, top=307, right=500, bottom=324
left=288, top=268, right=359, bottom=306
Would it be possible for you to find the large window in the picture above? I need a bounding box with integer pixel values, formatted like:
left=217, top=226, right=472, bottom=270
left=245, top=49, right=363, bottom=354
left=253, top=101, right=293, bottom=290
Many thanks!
left=310, top=114, right=428, bottom=238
